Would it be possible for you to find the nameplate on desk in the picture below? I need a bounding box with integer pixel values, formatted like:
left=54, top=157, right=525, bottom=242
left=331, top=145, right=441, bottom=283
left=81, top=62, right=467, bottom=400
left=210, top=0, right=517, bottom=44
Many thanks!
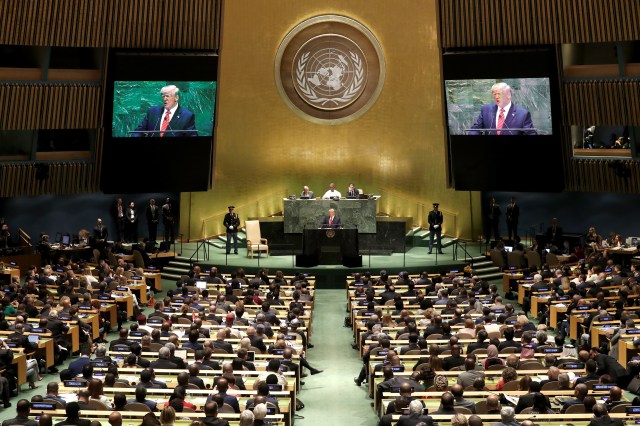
left=284, top=335, right=296, bottom=340
left=271, top=349, right=284, bottom=355
left=450, top=270, right=459, bottom=273
left=505, top=320, right=516, bottom=325
left=98, top=295, right=111, bottom=301
left=391, top=366, right=405, bottom=372
left=91, top=361, right=111, bottom=367
left=353, top=283, right=364, bottom=287
left=129, top=331, right=145, bottom=337
left=523, top=344, right=535, bottom=349
left=626, top=406, right=640, bottom=415
left=147, top=266, right=157, bottom=270
left=508, top=267, right=517, bottom=270
left=55, top=267, right=65, bottom=273
left=174, top=298, right=184, bottom=303
left=563, top=363, right=584, bottom=369
left=524, top=276, right=533, bottom=280
left=187, top=291, right=197, bottom=295
left=100, top=303, right=108, bottom=307
left=557, top=296, right=570, bottom=301
left=625, top=329, right=640, bottom=335
left=492, top=309, right=504, bottom=313
left=30, top=328, right=46, bottom=333
left=9, top=262, right=16, bottom=266
left=576, top=306, right=590, bottom=310
left=132, top=276, right=143, bottom=280
left=598, top=317, right=614, bottom=322
left=5, top=342, right=18, bottom=348
left=362, top=311, right=374, bottom=316
left=391, top=386, right=414, bottom=393
left=604, top=268, right=612, bottom=272
left=112, top=346, right=129, bottom=351
left=59, top=315, right=71, bottom=321
left=162, top=308, right=175, bottom=313
left=377, top=350, right=389, bottom=356
left=593, top=384, right=615, bottom=391
left=31, top=402, right=56, bottom=410
left=93, top=372, right=105, bottom=377
left=64, top=380, right=86, bottom=387
left=358, top=301, right=368, bottom=306
left=535, top=288, right=549, bottom=292
left=79, top=305, right=92, bottom=310
left=266, top=406, right=277, bottom=415
left=148, top=318, right=163, bottom=324
left=116, top=287, right=129, bottom=291
left=543, top=348, right=562, bottom=353
left=268, top=384, right=283, bottom=391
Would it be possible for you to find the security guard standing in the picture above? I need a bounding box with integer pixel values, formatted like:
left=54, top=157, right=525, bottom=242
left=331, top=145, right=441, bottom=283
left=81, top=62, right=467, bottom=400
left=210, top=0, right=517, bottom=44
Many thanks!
left=223, top=205, right=240, bottom=254
left=428, top=202, right=444, bottom=255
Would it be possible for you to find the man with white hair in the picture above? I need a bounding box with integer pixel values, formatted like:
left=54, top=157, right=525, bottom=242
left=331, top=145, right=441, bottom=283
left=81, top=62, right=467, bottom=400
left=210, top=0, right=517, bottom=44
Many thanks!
left=252, top=403, right=268, bottom=426
left=238, top=410, right=254, bottom=426
left=396, top=399, right=435, bottom=426
left=132, top=84, right=197, bottom=137
left=491, top=406, right=520, bottom=426
left=470, top=82, right=536, bottom=136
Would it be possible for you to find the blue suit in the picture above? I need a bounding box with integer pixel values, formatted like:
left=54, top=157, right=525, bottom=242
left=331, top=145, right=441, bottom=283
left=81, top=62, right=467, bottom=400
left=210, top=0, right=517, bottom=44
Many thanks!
left=132, top=105, right=197, bottom=137
left=469, top=103, right=536, bottom=135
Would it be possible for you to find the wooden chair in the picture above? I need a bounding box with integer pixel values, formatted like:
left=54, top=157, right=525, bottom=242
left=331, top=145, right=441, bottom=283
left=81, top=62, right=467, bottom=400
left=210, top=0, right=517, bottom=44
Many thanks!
left=490, top=250, right=505, bottom=269
left=186, top=383, right=200, bottom=390
left=149, top=343, right=164, bottom=351
left=404, top=350, right=421, bottom=355
left=519, top=361, right=544, bottom=370
left=219, top=403, right=235, bottom=413
left=545, top=252, right=560, bottom=268
left=396, top=333, right=410, bottom=340
left=474, top=400, right=489, bottom=414
left=245, top=220, right=269, bottom=258
left=113, top=382, right=130, bottom=388
left=43, top=399, right=65, bottom=409
left=520, top=407, right=534, bottom=414
left=454, top=407, right=473, bottom=414
left=487, top=364, right=506, bottom=371
left=488, top=331, right=502, bottom=340
left=88, top=399, right=110, bottom=410
left=456, top=333, right=474, bottom=340
left=610, top=404, right=630, bottom=413
left=541, top=381, right=560, bottom=390
left=525, top=251, right=541, bottom=268
left=583, top=380, right=599, bottom=390
left=507, top=251, right=525, bottom=269
left=182, top=407, right=195, bottom=413
left=501, top=380, right=520, bottom=391
left=125, top=402, right=152, bottom=412
left=470, top=348, right=488, bottom=355
left=178, top=318, right=191, bottom=324
left=425, top=334, right=442, bottom=341
left=565, top=404, right=588, bottom=414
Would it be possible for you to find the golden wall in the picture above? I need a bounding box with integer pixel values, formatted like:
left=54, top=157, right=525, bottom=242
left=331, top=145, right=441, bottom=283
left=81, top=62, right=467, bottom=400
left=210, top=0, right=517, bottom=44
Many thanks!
left=181, top=0, right=482, bottom=240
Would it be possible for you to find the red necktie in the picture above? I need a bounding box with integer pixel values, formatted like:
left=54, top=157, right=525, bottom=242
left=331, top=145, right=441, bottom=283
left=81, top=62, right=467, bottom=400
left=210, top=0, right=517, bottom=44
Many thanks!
left=497, top=108, right=505, bottom=135
left=329, top=217, right=333, bottom=225
left=160, top=110, right=171, bottom=137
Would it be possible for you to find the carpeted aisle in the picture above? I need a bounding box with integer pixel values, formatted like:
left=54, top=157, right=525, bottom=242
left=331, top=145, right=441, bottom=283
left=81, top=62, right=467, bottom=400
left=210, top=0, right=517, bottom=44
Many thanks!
left=296, top=289, right=378, bottom=425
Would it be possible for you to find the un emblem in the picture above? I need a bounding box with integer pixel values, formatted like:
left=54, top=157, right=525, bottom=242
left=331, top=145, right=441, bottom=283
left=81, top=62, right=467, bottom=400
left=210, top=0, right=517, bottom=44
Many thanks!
left=276, top=15, right=385, bottom=125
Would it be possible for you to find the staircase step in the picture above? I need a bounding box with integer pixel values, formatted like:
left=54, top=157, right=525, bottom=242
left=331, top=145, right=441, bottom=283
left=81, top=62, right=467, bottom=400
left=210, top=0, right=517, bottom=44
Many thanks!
left=442, top=237, right=458, bottom=248
left=414, top=229, right=430, bottom=238
left=473, top=260, right=493, bottom=268
left=163, top=266, right=191, bottom=274
left=411, top=226, right=422, bottom=235
left=211, top=241, right=226, bottom=249
left=477, top=271, right=505, bottom=281
left=162, top=273, right=182, bottom=281
left=168, top=261, right=191, bottom=268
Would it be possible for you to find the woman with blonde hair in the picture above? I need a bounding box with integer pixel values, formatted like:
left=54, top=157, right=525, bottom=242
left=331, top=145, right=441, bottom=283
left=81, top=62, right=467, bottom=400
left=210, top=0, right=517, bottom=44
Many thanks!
left=418, top=308, right=433, bottom=327
left=452, top=413, right=469, bottom=426
left=160, top=406, right=176, bottom=426
left=381, top=313, right=396, bottom=327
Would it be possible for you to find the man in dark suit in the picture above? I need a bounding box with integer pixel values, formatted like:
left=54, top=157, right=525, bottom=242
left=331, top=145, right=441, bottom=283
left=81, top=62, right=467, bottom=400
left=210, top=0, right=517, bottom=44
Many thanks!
left=213, top=329, right=233, bottom=354
left=561, top=383, right=588, bottom=413
left=109, top=329, right=134, bottom=349
left=145, top=198, right=160, bottom=242
left=546, top=217, right=563, bottom=249
left=111, top=197, right=126, bottom=242
left=54, top=402, right=91, bottom=426
left=132, top=85, right=197, bottom=137
left=591, top=348, right=630, bottom=388
left=506, top=197, right=520, bottom=241
left=149, top=347, right=178, bottom=370
left=125, top=201, right=138, bottom=242
left=345, top=183, right=360, bottom=199
left=428, top=202, right=444, bottom=255
left=590, top=403, right=624, bottom=426
left=188, top=364, right=206, bottom=389
left=397, top=399, right=436, bottom=426
left=321, top=208, right=341, bottom=228
left=45, top=382, right=67, bottom=408
left=2, top=399, right=37, bottom=426
left=162, top=198, right=175, bottom=243
left=208, top=378, right=240, bottom=413
left=203, top=401, right=230, bottom=426
left=92, top=218, right=108, bottom=250
left=469, top=82, right=536, bottom=135
left=223, top=206, right=240, bottom=255
left=486, top=197, right=501, bottom=243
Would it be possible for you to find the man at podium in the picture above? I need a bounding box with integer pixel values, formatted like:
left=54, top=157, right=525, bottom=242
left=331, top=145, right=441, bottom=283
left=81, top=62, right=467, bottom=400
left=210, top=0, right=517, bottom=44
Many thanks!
left=132, top=85, right=197, bottom=137
left=321, top=208, right=342, bottom=228
left=469, top=82, right=536, bottom=135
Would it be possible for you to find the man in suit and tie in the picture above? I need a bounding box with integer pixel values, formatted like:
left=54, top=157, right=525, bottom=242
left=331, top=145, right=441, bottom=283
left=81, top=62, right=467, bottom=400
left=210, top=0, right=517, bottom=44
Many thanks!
left=486, top=197, right=501, bottom=243
left=469, top=82, right=537, bottom=135
left=506, top=197, right=520, bottom=241
left=92, top=218, right=108, bottom=250
left=428, top=202, right=444, bottom=255
left=223, top=206, right=240, bottom=255
left=111, top=197, right=125, bottom=242
left=125, top=201, right=138, bottom=242
left=321, top=208, right=341, bottom=228
left=132, top=85, right=197, bottom=137
left=300, top=186, right=314, bottom=199
left=546, top=217, right=563, bottom=249
left=145, top=198, right=160, bottom=242
left=346, top=183, right=360, bottom=199
left=162, top=198, right=175, bottom=243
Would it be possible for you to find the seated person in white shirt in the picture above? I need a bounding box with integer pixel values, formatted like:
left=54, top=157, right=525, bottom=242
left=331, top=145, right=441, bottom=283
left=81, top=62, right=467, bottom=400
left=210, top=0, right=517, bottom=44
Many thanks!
left=322, top=183, right=342, bottom=199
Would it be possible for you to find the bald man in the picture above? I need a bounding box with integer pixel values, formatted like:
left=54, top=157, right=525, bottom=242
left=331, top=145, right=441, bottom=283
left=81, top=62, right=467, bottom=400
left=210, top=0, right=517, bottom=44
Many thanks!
left=108, top=412, right=122, bottom=426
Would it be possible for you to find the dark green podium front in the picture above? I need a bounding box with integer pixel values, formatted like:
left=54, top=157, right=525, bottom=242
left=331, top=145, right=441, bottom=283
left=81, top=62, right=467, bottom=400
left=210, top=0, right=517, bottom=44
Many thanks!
left=296, top=228, right=362, bottom=267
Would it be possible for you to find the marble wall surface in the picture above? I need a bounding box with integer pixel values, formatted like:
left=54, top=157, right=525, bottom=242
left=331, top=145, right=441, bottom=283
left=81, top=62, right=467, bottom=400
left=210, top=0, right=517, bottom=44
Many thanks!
left=283, top=199, right=377, bottom=234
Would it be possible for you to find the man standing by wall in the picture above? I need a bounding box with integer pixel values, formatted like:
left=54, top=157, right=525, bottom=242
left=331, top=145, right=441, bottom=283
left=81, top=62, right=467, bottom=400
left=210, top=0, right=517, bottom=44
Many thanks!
left=224, top=206, right=240, bottom=255
left=428, top=202, right=444, bottom=255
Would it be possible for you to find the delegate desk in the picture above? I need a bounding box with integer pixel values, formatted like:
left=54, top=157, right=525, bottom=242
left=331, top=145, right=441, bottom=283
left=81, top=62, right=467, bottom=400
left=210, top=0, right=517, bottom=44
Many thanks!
left=283, top=197, right=377, bottom=234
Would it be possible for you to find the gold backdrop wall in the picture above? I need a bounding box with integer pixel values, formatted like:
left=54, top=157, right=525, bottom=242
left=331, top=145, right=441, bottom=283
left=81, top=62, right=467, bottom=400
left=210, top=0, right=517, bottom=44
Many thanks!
left=181, top=0, right=482, bottom=241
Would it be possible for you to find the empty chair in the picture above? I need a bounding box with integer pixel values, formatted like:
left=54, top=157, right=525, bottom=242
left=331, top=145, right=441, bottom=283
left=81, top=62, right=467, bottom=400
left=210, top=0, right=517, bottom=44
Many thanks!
left=245, top=220, right=269, bottom=258
left=507, top=250, right=525, bottom=269
left=501, top=380, right=520, bottom=391
left=454, top=407, right=473, bottom=414
left=219, top=403, right=235, bottom=413
left=124, top=402, right=152, bottom=412
left=525, top=250, right=542, bottom=268
left=519, top=361, right=544, bottom=370
left=564, top=404, right=588, bottom=414
left=487, top=364, right=506, bottom=371
left=545, top=252, right=560, bottom=268
left=490, top=250, right=505, bottom=269
left=425, top=333, right=442, bottom=341
left=541, top=381, right=560, bottom=390
left=610, top=404, right=630, bottom=413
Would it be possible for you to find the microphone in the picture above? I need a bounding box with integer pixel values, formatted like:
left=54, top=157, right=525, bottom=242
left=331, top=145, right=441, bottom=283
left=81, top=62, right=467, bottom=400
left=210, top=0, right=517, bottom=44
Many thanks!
left=153, top=113, right=164, bottom=137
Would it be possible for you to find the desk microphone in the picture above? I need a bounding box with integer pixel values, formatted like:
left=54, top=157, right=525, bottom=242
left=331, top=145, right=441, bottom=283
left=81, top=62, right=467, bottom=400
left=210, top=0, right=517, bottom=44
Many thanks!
left=152, top=113, right=163, bottom=136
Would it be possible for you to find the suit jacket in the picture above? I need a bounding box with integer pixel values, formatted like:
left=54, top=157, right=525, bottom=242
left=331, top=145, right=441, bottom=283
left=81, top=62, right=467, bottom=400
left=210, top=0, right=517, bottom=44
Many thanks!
left=588, top=416, right=624, bottom=426
left=55, top=419, right=91, bottom=426
left=2, top=416, right=38, bottom=426
left=146, top=204, right=160, bottom=223
left=428, top=210, right=443, bottom=232
left=133, top=105, right=197, bottom=137
left=470, top=103, right=536, bottom=135
left=203, top=417, right=230, bottom=426
left=321, top=215, right=342, bottom=228
left=594, top=354, right=627, bottom=381
left=126, top=207, right=137, bottom=224
left=93, top=225, right=108, bottom=241
left=300, top=190, right=314, bottom=198
left=223, top=213, right=240, bottom=233
left=397, top=413, right=436, bottom=426
left=346, top=188, right=360, bottom=199
left=68, top=356, right=92, bottom=376
left=213, top=339, right=233, bottom=354
left=149, top=359, right=178, bottom=369
left=189, top=375, right=206, bottom=389
left=506, top=203, right=520, bottom=223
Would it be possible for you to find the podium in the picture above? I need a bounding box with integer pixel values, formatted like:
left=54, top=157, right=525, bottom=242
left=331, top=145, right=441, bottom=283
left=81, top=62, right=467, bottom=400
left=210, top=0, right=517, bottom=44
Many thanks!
left=296, top=228, right=362, bottom=267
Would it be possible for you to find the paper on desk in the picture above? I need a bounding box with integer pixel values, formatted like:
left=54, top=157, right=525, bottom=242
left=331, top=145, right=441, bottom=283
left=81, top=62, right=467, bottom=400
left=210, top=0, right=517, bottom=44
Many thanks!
left=504, top=395, right=519, bottom=406
left=555, top=303, right=567, bottom=308
left=60, top=393, right=78, bottom=403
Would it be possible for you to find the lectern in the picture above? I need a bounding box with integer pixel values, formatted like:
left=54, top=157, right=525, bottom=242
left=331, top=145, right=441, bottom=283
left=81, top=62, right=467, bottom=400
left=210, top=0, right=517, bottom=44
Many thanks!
left=296, top=228, right=362, bottom=267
